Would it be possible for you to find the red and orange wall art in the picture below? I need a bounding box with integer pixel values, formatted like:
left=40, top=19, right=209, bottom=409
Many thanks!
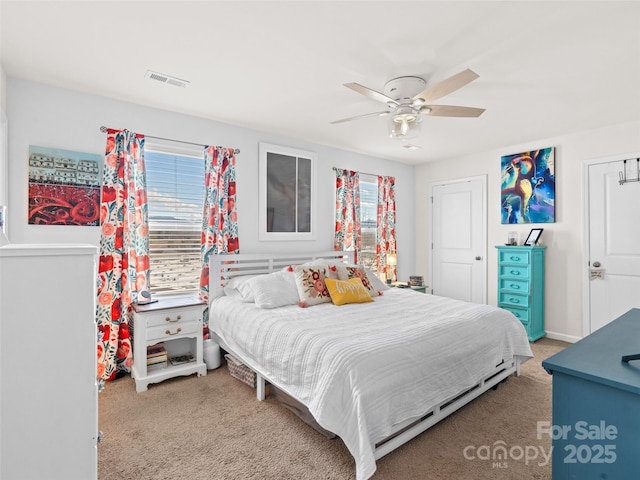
left=28, top=146, right=101, bottom=226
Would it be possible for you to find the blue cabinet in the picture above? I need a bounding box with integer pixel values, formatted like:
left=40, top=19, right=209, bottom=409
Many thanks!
left=495, top=246, right=545, bottom=341
left=542, top=309, right=640, bottom=479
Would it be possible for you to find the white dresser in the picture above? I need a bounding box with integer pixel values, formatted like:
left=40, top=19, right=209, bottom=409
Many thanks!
left=131, top=296, right=207, bottom=392
left=0, top=243, right=98, bottom=480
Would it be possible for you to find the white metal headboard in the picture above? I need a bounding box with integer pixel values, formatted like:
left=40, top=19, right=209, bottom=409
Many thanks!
left=209, top=250, right=354, bottom=299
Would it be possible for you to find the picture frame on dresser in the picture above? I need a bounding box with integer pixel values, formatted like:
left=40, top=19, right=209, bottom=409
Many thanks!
left=524, top=228, right=543, bottom=246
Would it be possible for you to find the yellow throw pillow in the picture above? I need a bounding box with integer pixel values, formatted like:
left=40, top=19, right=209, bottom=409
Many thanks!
left=324, top=278, right=374, bottom=306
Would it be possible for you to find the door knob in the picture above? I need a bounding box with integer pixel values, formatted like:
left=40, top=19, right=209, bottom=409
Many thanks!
left=593, top=261, right=601, bottom=268
left=475, top=256, right=482, bottom=261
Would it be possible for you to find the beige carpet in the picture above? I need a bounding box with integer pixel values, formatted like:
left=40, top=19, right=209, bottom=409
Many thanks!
left=98, top=338, right=567, bottom=480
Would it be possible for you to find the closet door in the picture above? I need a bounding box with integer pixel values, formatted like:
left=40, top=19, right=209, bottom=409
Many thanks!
left=431, top=176, right=486, bottom=303
left=587, top=159, right=640, bottom=333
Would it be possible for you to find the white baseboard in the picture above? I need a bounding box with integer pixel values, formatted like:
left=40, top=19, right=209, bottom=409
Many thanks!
left=545, top=331, right=581, bottom=344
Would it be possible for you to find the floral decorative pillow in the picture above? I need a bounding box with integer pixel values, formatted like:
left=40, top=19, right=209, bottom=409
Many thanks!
left=293, top=265, right=332, bottom=306
left=300, top=261, right=340, bottom=279
left=337, top=265, right=380, bottom=297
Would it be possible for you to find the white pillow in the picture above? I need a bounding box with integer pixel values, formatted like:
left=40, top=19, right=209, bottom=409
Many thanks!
left=247, top=271, right=299, bottom=309
left=223, top=275, right=258, bottom=302
left=365, top=268, right=389, bottom=292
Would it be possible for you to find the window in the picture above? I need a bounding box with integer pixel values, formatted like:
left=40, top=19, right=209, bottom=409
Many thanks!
left=259, top=142, right=315, bottom=241
left=144, top=139, right=204, bottom=295
left=359, top=174, right=378, bottom=271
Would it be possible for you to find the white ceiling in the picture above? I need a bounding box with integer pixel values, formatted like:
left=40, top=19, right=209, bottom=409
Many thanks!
left=1, top=1, right=639, bottom=165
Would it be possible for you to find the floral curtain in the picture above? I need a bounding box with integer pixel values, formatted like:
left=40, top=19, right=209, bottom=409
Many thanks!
left=96, top=129, right=149, bottom=381
left=376, top=175, right=396, bottom=280
left=199, top=146, right=240, bottom=305
left=334, top=168, right=362, bottom=264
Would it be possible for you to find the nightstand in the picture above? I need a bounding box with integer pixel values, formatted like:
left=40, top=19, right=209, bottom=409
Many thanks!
left=390, top=282, right=427, bottom=293
left=131, top=296, right=207, bottom=392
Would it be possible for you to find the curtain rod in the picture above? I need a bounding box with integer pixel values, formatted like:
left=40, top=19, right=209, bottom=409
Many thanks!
left=332, top=166, right=380, bottom=178
left=99, top=126, right=240, bottom=154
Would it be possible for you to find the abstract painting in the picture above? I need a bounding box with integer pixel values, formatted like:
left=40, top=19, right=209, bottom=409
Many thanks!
left=501, top=147, right=555, bottom=224
left=28, top=145, right=101, bottom=225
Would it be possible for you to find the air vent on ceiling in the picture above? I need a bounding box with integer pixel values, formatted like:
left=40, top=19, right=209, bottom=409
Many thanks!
left=145, top=70, right=190, bottom=88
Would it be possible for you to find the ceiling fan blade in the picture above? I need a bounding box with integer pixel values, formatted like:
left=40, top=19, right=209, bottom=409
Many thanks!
left=330, top=111, right=390, bottom=124
left=344, top=82, right=399, bottom=106
left=421, top=105, right=485, bottom=118
left=413, top=69, right=480, bottom=104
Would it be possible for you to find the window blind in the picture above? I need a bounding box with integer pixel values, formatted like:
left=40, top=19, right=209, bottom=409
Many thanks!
left=144, top=140, right=204, bottom=295
left=359, top=174, right=378, bottom=270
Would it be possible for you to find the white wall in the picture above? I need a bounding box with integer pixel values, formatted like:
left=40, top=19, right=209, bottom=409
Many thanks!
left=415, top=120, right=640, bottom=342
left=1, top=64, right=7, bottom=211
left=5, top=78, right=416, bottom=276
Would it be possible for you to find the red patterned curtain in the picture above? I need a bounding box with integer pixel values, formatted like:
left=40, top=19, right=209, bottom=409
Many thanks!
left=199, top=146, right=240, bottom=303
left=96, top=129, right=149, bottom=381
left=376, top=175, right=396, bottom=280
left=334, top=168, right=361, bottom=264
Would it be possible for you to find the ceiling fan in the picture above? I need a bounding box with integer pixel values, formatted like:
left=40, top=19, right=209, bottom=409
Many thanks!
left=331, top=68, right=485, bottom=140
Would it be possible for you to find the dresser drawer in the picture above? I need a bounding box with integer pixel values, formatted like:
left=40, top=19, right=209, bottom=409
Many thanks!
left=499, top=250, right=530, bottom=265
left=499, top=278, right=530, bottom=293
left=499, top=265, right=530, bottom=278
left=499, top=292, right=530, bottom=308
left=142, top=306, right=204, bottom=328
left=502, top=306, right=530, bottom=324
left=146, top=320, right=201, bottom=342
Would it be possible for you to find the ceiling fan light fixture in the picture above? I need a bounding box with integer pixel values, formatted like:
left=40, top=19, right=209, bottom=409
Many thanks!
left=388, top=106, right=422, bottom=139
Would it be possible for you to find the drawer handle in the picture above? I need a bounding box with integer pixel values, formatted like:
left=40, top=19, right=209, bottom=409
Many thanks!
left=509, top=270, right=520, bottom=275
left=165, top=328, right=182, bottom=335
left=510, top=298, right=520, bottom=304
left=165, top=315, right=182, bottom=322
left=509, top=256, right=520, bottom=261
left=510, top=284, right=520, bottom=289
left=513, top=311, right=520, bottom=318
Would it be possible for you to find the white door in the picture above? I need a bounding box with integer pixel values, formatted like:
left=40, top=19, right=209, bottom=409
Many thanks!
left=587, top=157, right=640, bottom=332
left=431, top=176, right=486, bottom=303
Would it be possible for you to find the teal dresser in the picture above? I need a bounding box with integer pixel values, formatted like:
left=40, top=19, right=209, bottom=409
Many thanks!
left=542, top=309, right=640, bottom=479
left=496, top=245, right=546, bottom=341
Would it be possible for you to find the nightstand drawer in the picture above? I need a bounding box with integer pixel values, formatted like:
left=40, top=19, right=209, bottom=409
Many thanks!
left=499, top=265, right=530, bottom=278
left=502, top=306, right=530, bottom=324
left=499, top=278, right=529, bottom=293
left=499, top=250, right=530, bottom=265
left=143, top=306, right=204, bottom=327
left=499, top=292, right=530, bottom=308
left=147, top=320, right=201, bottom=342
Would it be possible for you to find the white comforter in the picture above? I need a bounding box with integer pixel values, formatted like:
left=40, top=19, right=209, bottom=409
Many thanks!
left=209, top=288, right=533, bottom=479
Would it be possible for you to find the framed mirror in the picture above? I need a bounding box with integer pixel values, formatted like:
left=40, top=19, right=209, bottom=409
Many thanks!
left=259, top=143, right=316, bottom=241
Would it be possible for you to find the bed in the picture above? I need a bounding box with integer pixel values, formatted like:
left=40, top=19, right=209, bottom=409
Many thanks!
left=208, top=251, right=533, bottom=480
